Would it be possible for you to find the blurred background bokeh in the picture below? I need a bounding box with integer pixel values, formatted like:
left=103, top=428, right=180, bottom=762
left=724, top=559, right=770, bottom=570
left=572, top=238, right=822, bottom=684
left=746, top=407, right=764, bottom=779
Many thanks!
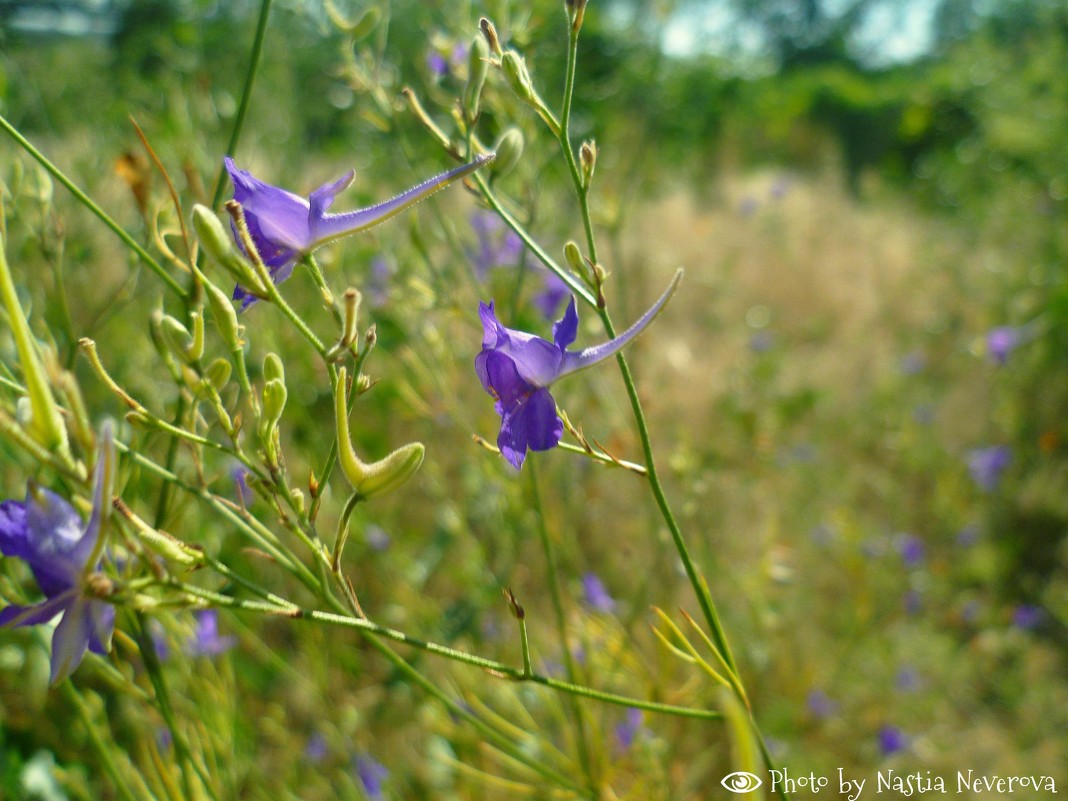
left=0, top=0, right=1065, bottom=798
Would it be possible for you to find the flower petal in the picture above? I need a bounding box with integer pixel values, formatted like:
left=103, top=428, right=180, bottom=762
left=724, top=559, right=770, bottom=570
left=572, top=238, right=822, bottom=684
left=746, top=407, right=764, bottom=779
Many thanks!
left=50, top=597, right=93, bottom=684
left=308, top=170, right=357, bottom=219
left=0, top=500, right=29, bottom=560
left=552, top=297, right=579, bottom=349
left=22, top=488, right=84, bottom=596
left=87, top=600, right=115, bottom=655
left=310, top=155, right=494, bottom=248
left=559, top=269, right=681, bottom=379
left=497, top=388, right=561, bottom=470
left=224, top=157, right=311, bottom=253
left=0, top=591, right=74, bottom=629
left=476, top=349, right=531, bottom=408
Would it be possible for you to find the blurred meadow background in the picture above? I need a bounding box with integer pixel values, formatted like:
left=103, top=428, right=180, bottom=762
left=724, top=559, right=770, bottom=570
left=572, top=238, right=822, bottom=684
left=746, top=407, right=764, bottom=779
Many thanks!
left=0, top=0, right=1066, bottom=798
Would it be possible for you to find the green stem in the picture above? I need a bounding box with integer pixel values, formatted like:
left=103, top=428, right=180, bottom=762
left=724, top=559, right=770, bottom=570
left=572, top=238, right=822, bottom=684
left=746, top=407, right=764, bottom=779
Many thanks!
left=62, top=682, right=144, bottom=801
left=0, top=113, right=184, bottom=297
left=529, top=462, right=598, bottom=798
left=188, top=590, right=720, bottom=721
left=210, top=0, right=274, bottom=208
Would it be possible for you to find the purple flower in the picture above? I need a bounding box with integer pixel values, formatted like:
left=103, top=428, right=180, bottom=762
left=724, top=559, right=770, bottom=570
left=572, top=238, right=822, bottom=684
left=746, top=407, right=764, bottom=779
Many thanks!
left=426, top=50, right=448, bottom=77
left=469, top=211, right=525, bottom=279
left=365, top=524, right=391, bottom=552
left=305, top=732, right=329, bottom=763
left=806, top=689, right=838, bottom=719
left=581, top=573, right=616, bottom=614
left=0, top=425, right=115, bottom=685
left=898, top=351, right=925, bottom=375
left=475, top=272, right=681, bottom=469
left=986, top=326, right=1021, bottom=365
left=354, top=754, right=388, bottom=801
left=966, top=445, right=1011, bottom=492
left=749, top=330, right=775, bottom=352
left=738, top=196, right=759, bottom=217
left=224, top=154, right=493, bottom=308
left=186, top=610, right=236, bottom=657
left=231, top=464, right=253, bottom=506
left=1012, top=604, right=1043, bottom=630
left=895, top=666, right=921, bottom=692
left=533, top=270, right=569, bottom=321
left=898, top=534, right=925, bottom=568
left=878, top=725, right=908, bottom=756
left=615, top=708, right=646, bottom=751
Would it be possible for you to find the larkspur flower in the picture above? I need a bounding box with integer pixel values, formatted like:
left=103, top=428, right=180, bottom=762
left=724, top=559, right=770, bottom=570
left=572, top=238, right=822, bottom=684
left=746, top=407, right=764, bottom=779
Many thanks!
left=0, top=425, right=115, bottom=685
left=476, top=270, right=681, bottom=469
left=468, top=210, right=525, bottom=279
left=186, top=609, right=236, bottom=657
left=966, top=445, right=1011, bottom=492
left=878, top=725, right=908, bottom=756
left=986, top=325, right=1021, bottom=365
left=354, top=754, right=389, bottom=801
left=615, top=708, right=646, bottom=752
left=224, top=153, right=493, bottom=307
left=898, top=533, right=925, bottom=568
left=1012, top=603, right=1043, bottom=630
left=582, top=572, right=616, bottom=613
left=533, top=270, right=569, bottom=321
left=806, top=689, right=838, bottom=719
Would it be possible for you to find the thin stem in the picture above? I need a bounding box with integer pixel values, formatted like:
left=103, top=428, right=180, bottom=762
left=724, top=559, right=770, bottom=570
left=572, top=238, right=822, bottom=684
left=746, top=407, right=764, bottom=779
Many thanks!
left=62, top=682, right=144, bottom=801
left=210, top=0, right=274, bottom=207
left=0, top=113, right=184, bottom=297
left=529, top=462, right=597, bottom=798
left=194, top=591, right=719, bottom=721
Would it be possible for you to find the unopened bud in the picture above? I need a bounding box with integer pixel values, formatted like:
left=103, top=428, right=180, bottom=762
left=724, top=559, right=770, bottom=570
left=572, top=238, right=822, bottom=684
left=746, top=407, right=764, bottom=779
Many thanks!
left=334, top=366, right=424, bottom=499
left=501, top=51, right=535, bottom=105
left=341, top=288, right=361, bottom=348
left=193, top=204, right=268, bottom=296
left=566, top=0, right=588, bottom=31
left=159, top=315, right=195, bottom=363
left=204, top=358, right=232, bottom=393
left=491, top=127, right=524, bottom=177
left=204, top=278, right=243, bottom=352
left=263, top=352, right=285, bottom=383
left=464, top=35, right=490, bottom=121
left=290, top=488, right=305, bottom=515
left=564, top=241, right=585, bottom=275
left=479, top=17, right=503, bottom=57
left=580, top=140, right=597, bottom=188
left=364, top=324, right=378, bottom=352
left=355, top=373, right=372, bottom=394
left=262, top=378, right=287, bottom=426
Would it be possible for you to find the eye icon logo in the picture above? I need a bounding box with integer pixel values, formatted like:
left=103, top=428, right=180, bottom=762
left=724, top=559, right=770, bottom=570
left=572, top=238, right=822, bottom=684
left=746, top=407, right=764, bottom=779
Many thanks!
left=721, top=771, right=763, bottom=793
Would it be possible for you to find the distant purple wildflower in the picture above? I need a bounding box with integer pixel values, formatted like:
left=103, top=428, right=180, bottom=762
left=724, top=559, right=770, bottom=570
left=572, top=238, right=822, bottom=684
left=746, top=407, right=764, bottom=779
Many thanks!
left=895, top=666, right=921, bottom=692
left=956, top=525, right=979, bottom=547
left=738, top=196, right=759, bottom=217
left=426, top=50, right=448, bottom=77
left=903, top=589, right=923, bottom=615
left=476, top=273, right=680, bottom=469
left=367, top=256, right=393, bottom=308
left=898, top=351, right=925, bottom=375
left=354, top=754, right=388, bottom=801
left=806, top=689, right=838, bottom=719
left=1012, top=604, right=1043, bottom=630
left=0, top=425, right=115, bottom=685
left=582, top=573, right=616, bottom=614
left=898, top=534, right=925, bottom=568
left=749, top=330, right=775, bottom=352
left=615, top=708, right=646, bottom=751
left=533, top=270, right=569, bottom=321
left=224, top=154, right=492, bottom=308
left=231, top=464, right=254, bottom=506
left=305, top=733, right=329, bottom=763
left=769, top=176, right=792, bottom=199
left=365, top=524, right=391, bottom=552
left=986, top=326, right=1021, bottom=365
left=966, top=446, right=1011, bottom=492
left=469, top=211, right=525, bottom=279
left=186, top=610, right=236, bottom=657
left=878, top=725, right=908, bottom=756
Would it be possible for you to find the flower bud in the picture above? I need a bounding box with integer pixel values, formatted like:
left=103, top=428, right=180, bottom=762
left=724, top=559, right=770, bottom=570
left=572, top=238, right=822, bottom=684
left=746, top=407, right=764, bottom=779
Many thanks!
left=334, top=366, right=424, bottom=499
left=192, top=204, right=268, bottom=296
left=290, top=488, right=305, bottom=515
left=204, top=357, right=232, bottom=393
left=204, top=278, right=243, bottom=353
left=463, top=35, right=490, bottom=121
left=261, top=378, right=287, bottom=426
left=564, top=240, right=585, bottom=275
left=566, top=0, right=588, bottom=31
left=159, top=315, right=195, bottom=363
left=479, top=17, right=503, bottom=57
left=501, top=51, right=536, bottom=105
left=580, top=140, right=597, bottom=188
left=491, top=127, right=524, bottom=177
left=263, top=352, right=285, bottom=383
left=341, top=288, right=361, bottom=348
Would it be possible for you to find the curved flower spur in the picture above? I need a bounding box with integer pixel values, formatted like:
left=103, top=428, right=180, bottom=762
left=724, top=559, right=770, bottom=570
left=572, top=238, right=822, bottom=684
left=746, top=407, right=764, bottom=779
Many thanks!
left=0, top=423, right=117, bottom=685
left=224, top=154, right=494, bottom=307
left=476, top=269, right=683, bottom=470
